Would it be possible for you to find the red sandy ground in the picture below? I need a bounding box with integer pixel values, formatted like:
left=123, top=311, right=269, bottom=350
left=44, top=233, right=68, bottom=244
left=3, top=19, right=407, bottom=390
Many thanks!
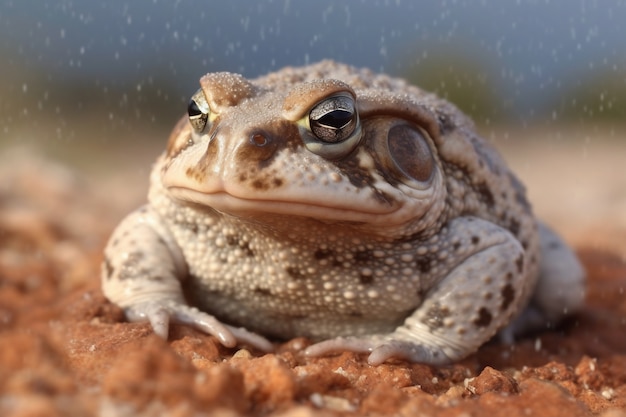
left=0, top=148, right=625, bottom=417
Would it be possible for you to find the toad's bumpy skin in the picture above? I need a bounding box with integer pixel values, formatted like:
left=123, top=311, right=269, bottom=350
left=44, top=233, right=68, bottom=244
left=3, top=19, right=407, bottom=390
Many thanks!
left=101, top=61, right=585, bottom=365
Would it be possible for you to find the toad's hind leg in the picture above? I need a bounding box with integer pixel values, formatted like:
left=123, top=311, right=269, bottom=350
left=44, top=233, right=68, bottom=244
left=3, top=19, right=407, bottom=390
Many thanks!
left=533, top=222, right=585, bottom=319
left=500, top=221, right=585, bottom=339
left=307, top=219, right=531, bottom=365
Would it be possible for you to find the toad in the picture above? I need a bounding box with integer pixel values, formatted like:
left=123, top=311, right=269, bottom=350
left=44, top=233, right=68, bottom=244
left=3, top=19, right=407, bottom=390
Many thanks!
left=101, top=61, right=585, bottom=365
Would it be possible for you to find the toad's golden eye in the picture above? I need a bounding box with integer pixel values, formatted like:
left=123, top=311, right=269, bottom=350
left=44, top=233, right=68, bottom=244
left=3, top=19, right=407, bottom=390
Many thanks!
left=302, top=94, right=362, bottom=159
left=188, top=89, right=211, bottom=133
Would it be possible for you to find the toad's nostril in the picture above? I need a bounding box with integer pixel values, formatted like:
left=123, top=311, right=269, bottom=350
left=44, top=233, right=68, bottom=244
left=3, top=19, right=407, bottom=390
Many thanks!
left=250, top=133, right=269, bottom=147
left=239, top=130, right=278, bottom=164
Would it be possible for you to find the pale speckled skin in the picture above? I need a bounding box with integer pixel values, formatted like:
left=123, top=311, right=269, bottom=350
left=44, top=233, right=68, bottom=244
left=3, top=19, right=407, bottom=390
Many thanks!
left=101, top=61, right=585, bottom=365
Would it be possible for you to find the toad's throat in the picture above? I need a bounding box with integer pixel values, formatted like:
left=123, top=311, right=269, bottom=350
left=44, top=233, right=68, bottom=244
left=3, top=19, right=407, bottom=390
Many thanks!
left=167, top=186, right=402, bottom=224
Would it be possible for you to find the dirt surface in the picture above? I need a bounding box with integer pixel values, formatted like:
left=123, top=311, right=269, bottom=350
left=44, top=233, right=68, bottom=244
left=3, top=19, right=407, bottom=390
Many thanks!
left=1, top=136, right=625, bottom=416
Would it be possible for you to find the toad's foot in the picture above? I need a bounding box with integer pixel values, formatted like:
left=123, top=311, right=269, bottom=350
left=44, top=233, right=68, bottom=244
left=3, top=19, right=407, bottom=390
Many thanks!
left=305, top=335, right=446, bottom=365
left=125, top=300, right=274, bottom=352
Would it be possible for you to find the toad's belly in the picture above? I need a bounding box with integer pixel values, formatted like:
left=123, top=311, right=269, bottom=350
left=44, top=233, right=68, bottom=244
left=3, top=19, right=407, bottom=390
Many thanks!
left=184, top=279, right=413, bottom=340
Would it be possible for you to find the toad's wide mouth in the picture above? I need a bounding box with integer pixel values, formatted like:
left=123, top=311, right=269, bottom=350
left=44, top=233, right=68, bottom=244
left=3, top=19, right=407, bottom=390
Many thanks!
left=168, top=186, right=403, bottom=225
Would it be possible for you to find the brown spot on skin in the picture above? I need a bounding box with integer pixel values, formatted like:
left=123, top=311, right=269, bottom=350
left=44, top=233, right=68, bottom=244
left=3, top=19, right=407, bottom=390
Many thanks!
left=331, top=259, right=343, bottom=267
left=222, top=236, right=254, bottom=256
left=476, top=182, right=495, bottom=206
left=395, top=228, right=429, bottom=243
left=353, top=250, right=372, bottom=263
left=338, top=153, right=378, bottom=189
left=240, top=241, right=255, bottom=257
left=186, top=166, right=208, bottom=183
left=501, top=284, right=516, bottom=311
left=415, top=257, right=432, bottom=273
left=508, top=218, right=520, bottom=237
left=359, top=274, right=374, bottom=285
left=424, top=302, right=451, bottom=330
left=252, top=179, right=266, bottom=190
left=314, top=248, right=334, bottom=260
left=471, top=236, right=480, bottom=245
left=416, top=288, right=426, bottom=299
left=246, top=173, right=286, bottom=191
left=515, top=254, right=524, bottom=273
left=254, top=287, right=271, bottom=296
left=286, top=267, right=305, bottom=280
left=453, top=242, right=461, bottom=251
left=474, top=307, right=493, bottom=327
left=334, top=131, right=398, bottom=206
left=103, top=258, right=114, bottom=280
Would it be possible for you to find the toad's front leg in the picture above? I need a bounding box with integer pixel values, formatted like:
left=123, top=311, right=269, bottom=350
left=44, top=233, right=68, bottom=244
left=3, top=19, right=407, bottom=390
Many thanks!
left=101, top=205, right=273, bottom=352
left=306, top=217, right=532, bottom=365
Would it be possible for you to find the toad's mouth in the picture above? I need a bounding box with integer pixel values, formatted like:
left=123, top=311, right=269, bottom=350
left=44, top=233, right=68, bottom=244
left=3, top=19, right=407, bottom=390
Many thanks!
left=167, top=186, right=404, bottom=225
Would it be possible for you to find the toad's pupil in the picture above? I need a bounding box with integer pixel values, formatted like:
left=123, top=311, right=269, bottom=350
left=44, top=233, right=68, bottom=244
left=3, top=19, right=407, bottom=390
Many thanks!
left=188, top=99, right=203, bottom=117
left=318, top=110, right=353, bottom=129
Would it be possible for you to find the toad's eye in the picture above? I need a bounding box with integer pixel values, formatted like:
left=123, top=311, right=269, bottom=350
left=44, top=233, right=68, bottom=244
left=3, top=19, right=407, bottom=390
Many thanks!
left=188, top=89, right=211, bottom=133
left=309, top=94, right=357, bottom=143
left=303, top=94, right=362, bottom=159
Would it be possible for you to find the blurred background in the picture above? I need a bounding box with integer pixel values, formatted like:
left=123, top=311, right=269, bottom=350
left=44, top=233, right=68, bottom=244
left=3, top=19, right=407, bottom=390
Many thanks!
left=1, top=0, right=625, bottom=247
